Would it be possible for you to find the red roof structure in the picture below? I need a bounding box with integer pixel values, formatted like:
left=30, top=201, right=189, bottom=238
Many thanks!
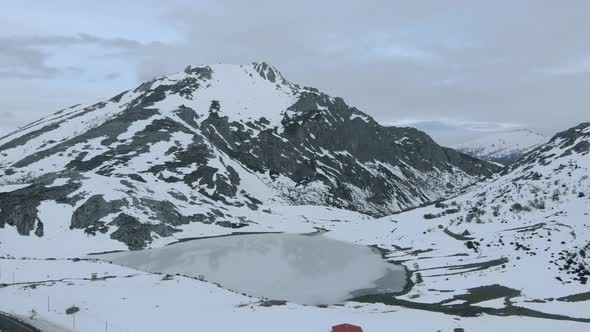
left=332, top=323, right=364, bottom=332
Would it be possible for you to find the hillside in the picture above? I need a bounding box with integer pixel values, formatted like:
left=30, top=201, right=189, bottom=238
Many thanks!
left=371, top=122, right=590, bottom=321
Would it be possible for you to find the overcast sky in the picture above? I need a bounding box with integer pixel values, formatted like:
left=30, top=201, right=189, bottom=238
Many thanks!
left=1, top=1, right=589, bottom=144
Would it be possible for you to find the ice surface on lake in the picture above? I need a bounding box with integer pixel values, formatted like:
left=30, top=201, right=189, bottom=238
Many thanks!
left=99, top=233, right=406, bottom=305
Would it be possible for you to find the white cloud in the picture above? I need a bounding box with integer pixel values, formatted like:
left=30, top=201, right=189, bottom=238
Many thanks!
left=385, top=117, right=525, bottom=145
left=539, top=57, right=590, bottom=76
left=386, top=117, right=521, bottom=132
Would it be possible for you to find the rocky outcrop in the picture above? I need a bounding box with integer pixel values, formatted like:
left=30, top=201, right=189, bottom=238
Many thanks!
left=109, top=213, right=179, bottom=250
left=0, top=173, right=82, bottom=236
left=70, top=195, right=126, bottom=230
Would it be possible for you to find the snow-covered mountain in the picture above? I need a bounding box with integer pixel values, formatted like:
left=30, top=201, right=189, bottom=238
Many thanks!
left=376, top=122, right=590, bottom=321
left=453, top=129, right=548, bottom=165
left=0, top=62, right=497, bottom=250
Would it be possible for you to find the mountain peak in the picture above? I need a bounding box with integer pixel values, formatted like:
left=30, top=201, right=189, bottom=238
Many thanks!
left=182, top=62, right=288, bottom=86
left=183, top=64, right=213, bottom=78
left=252, top=61, right=288, bottom=84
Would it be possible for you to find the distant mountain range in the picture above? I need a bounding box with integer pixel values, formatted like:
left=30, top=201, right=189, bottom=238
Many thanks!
left=453, top=129, right=548, bottom=165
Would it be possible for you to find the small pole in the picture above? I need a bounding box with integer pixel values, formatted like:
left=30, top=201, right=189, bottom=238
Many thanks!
left=47, top=296, right=50, bottom=312
left=72, top=313, right=75, bottom=330
left=105, top=320, right=108, bottom=332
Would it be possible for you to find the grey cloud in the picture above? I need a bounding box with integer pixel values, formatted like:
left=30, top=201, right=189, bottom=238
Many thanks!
left=0, top=44, right=58, bottom=79
left=0, top=34, right=146, bottom=49
left=386, top=118, right=524, bottom=145
left=104, top=72, right=121, bottom=80
left=0, top=34, right=156, bottom=79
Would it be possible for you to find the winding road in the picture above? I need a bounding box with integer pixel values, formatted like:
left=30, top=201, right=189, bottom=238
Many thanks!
left=0, top=312, right=42, bottom=332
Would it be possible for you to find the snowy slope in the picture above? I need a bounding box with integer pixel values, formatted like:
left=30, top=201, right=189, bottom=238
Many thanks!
left=453, top=129, right=548, bottom=165
left=0, top=62, right=497, bottom=250
left=366, top=122, right=590, bottom=323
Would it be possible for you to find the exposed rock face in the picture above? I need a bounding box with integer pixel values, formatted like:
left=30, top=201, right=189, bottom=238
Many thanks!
left=70, top=195, right=126, bottom=230
left=109, top=213, right=179, bottom=251
left=0, top=173, right=82, bottom=236
left=0, top=62, right=499, bottom=249
left=197, top=94, right=495, bottom=214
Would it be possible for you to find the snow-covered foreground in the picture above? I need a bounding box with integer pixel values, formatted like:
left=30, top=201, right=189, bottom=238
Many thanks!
left=1, top=258, right=588, bottom=332
left=97, top=233, right=406, bottom=305
left=1, top=191, right=589, bottom=331
left=2, top=176, right=589, bottom=331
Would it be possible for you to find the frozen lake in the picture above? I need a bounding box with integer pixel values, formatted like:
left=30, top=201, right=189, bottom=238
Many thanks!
left=98, top=233, right=407, bottom=305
